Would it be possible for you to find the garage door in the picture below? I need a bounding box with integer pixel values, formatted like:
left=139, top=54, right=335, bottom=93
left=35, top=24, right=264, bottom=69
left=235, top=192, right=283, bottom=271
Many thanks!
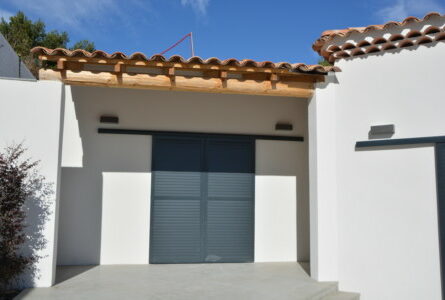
left=150, top=135, right=255, bottom=263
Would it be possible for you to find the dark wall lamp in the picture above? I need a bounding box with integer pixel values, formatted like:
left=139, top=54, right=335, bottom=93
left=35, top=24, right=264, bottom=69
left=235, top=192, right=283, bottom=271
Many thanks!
left=275, top=123, right=293, bottom=131
left=100, top=115, right=119, bottom=124
left=369, top=124, right=395, bottom=139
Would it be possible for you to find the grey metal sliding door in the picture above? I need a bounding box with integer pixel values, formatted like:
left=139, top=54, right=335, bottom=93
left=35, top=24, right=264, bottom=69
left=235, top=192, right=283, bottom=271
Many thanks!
left=150, top=135, right=254, bottom=264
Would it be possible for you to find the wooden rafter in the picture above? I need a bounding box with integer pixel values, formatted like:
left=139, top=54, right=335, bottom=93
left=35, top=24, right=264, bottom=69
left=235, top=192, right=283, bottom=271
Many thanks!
left=38, top=55, right=323, bottom=98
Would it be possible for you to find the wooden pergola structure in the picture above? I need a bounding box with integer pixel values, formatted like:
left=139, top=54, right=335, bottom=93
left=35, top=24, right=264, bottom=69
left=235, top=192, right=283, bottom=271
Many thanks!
left=32, top=47, right=339, bottom=99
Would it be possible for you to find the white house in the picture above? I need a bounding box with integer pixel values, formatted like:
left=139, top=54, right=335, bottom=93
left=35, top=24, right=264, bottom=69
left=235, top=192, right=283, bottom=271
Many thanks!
left=1, top=11, right=445, bottom=300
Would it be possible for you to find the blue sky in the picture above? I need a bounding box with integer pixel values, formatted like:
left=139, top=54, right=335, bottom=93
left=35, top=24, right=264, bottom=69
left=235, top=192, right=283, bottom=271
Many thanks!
left=0, top=0, right=443, bottom=64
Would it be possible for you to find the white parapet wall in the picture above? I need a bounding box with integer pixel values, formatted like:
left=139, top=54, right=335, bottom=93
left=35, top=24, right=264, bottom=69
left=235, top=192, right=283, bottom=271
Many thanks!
left=0, top=78, right=64, bottom=287
left=310, top=40, right=445, bottom=299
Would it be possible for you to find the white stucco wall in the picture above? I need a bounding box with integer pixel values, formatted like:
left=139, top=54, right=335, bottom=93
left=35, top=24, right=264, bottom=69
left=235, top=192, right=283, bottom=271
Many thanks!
left=255, top=140, right=309, bottom=262
left=311, top=40, right=445, bottom=299
left=100, top=172, right=151, bottom=264
left=58, top=86, right=310, bottom=265
left=0, top=78, right=64, bottom=287
left=308, top=75, right=339, bottom=281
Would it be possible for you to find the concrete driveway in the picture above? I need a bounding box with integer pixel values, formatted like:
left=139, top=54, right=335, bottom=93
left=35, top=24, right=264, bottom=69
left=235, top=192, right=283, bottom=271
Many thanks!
left=16, top=263, right=358, bottom=300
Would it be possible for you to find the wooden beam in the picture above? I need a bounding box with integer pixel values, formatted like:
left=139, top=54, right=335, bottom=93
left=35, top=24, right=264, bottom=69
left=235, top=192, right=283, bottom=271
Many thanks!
left=220, top=71, right=228, bottom=87
left=167, top=67, right=175, bottom=85
left=114, top=62, right=125, bottom=73
left=39, top=69, right=314, bottom=98
left=167, top=67, right=175, bottom=76
left=57, top=59, right=66, bottom=70
left=37, top=55, right=325, bottom=81
left=270, top=73, right=279, bottom=82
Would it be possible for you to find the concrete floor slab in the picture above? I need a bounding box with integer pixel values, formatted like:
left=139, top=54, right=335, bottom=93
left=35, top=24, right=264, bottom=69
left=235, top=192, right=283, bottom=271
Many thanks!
left=16, top=263, right=342, bottom=300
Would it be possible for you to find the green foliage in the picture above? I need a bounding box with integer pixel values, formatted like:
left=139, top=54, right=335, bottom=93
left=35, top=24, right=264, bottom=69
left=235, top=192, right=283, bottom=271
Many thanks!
left=0, top=11, right=45, bottom=58
left=0, top=11, right=96, bottom=77
left=317, top=58, right=332, bottom=66
left=71, top=40, right=96, bottom=52
left=42, top=30, right=69, bottom=49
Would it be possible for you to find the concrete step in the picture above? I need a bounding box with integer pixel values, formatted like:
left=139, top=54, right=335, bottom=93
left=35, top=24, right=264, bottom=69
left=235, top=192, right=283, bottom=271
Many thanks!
left=308, top=282, right=339, bottom=300
left=321, top=291, right=360, bottom=300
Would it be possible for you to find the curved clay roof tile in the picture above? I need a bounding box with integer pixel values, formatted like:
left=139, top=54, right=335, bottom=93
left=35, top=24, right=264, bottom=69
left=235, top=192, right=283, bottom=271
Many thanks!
left=70, top=49, right=90, bottom=57
left=341, top=43, right=356, bottom=50
left=90, top=50, right=110, bottom=58
left=110, top=52, right=128, bottom=59
left=221, top=58, right=240, bottom=66
left=149, top=54, right=167, bottom=62
left=389, top=34, right=404, bottom=41
left=398, top=40, right=415, bottom=48
left=275, top=62, right=292, bottom=69
left=365, top=46, right=381, bottom=54
left=357, top=40, right=371, bottom=47
left=51, top=48, right=71, bottom=56
left=131, top=52, right=148, bottom=60
left=30, top=46, right=339, bottom=75
left=313, top=12, right=444, bottom=61
left=257, top=61, right=275, bottom=68
left=30, top=47, right=46, bottom=55
left=381, top=21, right=401, bottom=29
left=204, top=57, right=222, bottom=64
left=240, top=59, right=258, bottom=67
left=435, top=32, right=445, bottom=41
left=327, top=45, right=342, bottom=52
left=406, top=30, right=422, bottom=38
left=372, top=37, right=387, bottom=44
left=364, top=25, right=385, bottom=31
left=425, top=12, right=442, bottom=18
left=424, top=26, right=441, bottom=35
left=417, top=36, right=433, bottom=45
left=308, top=65, right=325, bottom=72
left=403, top=16, right=421, bottom=24
left=167, top=55, right=185, bottom=63
left=350, top=48, right=366, bottom=56
left=381, top=43, right=397, bottom=50
left=334, top=51, right=351, bottom=59
left=296, top=64, right=323, bottom=73
left=292, top=62, right=305, bottom=67
left=187, top=56, right=205, bottom=64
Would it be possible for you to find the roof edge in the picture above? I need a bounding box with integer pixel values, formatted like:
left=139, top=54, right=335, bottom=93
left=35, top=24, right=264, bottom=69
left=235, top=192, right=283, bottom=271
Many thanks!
left=313, top=11, right=444, bottom=60
left=31, top=47, right=340, bottom=75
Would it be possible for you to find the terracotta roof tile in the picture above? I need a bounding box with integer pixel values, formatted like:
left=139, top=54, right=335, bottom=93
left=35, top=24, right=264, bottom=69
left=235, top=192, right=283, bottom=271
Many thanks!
left=31, top=47, right=340, bottom=74
left=313, top=12, right=445, bottom=62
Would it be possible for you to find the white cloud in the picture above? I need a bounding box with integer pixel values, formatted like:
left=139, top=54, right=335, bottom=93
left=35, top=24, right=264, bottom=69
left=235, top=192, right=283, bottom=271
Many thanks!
left=5, top=0, right=152, bottom=28
left=181, top=0, right=209, bottom=16
left=377, top=0, right=444, bottom=22
left=0, top=8, right=13, bottom=20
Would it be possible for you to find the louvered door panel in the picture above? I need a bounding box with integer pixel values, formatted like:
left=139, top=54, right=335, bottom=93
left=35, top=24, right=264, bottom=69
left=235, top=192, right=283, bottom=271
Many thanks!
left=150, top=137, right=203, bottom=263
left=205, top=139, right=254, bottom=263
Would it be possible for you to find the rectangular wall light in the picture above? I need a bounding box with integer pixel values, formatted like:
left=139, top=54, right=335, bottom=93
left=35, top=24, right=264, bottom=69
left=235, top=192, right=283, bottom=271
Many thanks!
left=275, top=123, right=293, bottom=131
left=100, top=115, right=119, bottom=124
left=370, top=124, right=395, bottom=135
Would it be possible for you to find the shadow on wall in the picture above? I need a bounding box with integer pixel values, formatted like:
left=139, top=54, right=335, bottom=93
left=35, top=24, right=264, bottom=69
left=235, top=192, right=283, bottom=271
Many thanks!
left=15, top=173, right=53, bottom=288
left=57, top=86, right=151, bottom=267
